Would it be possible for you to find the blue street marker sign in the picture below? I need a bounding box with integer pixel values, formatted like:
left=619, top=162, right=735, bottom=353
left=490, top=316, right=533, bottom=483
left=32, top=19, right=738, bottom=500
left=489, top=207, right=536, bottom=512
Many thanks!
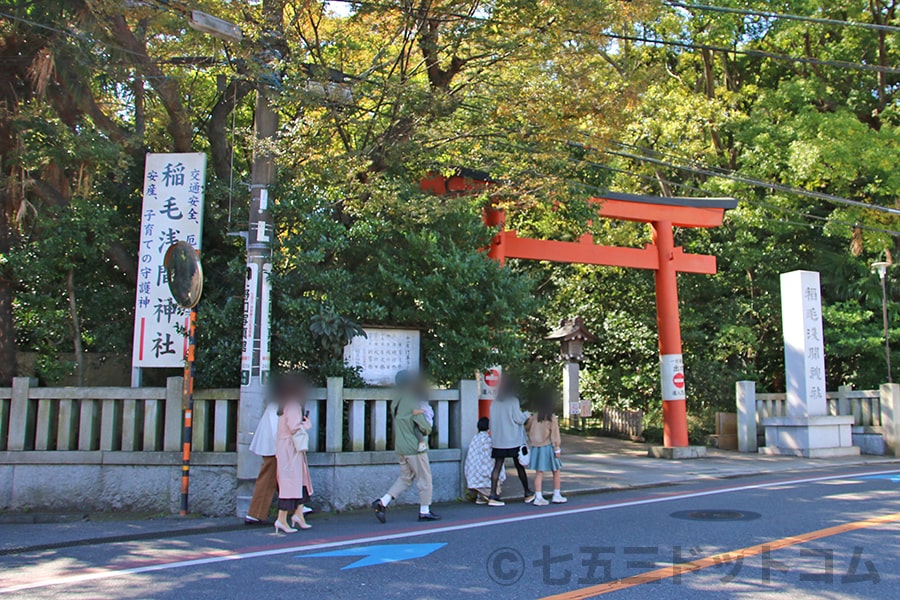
left=861, top=474, right=900, bottom=483
left=299, top=543, right=447, bottom=570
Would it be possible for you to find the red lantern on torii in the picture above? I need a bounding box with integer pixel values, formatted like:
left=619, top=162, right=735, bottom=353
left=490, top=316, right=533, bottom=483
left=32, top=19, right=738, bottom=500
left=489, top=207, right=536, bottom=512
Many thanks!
left=421, top=172, right=737, bottom=449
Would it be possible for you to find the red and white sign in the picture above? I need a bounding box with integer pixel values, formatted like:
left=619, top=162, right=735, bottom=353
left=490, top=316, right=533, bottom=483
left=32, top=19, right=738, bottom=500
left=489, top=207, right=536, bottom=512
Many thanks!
left=660, top=353, right=686, bottom=401
left=479, top=366, right=502, bottom=400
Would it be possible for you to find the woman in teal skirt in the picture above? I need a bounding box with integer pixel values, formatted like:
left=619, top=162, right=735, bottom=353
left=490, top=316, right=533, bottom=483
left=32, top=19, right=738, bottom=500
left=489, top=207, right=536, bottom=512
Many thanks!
left=526, top=392, right=566, bottom=506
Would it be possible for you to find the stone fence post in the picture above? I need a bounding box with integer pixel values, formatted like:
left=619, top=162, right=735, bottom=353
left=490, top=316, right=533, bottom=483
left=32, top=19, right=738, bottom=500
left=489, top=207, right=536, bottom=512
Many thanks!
left=164, top=377, right=184, bottom=451
left=325, top=377, right=344, bottom=453
left=880, top=383, right=900, bottom=456
left=837, top=384, right=852, bottom=418
left=8, top=377, right=36, bottom=451
left=736, top=380, right=757, bottom=453
left=456, top=379, right=479, bottom=496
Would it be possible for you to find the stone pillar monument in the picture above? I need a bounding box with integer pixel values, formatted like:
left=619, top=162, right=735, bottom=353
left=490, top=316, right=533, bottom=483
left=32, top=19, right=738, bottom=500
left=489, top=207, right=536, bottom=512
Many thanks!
left=759, top=270, right=858, bottom=457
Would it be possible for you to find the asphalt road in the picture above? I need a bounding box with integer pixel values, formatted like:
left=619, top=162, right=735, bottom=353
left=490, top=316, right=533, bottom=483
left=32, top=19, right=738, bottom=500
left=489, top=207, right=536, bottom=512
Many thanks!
left=2, top=464, right=900, bottom=599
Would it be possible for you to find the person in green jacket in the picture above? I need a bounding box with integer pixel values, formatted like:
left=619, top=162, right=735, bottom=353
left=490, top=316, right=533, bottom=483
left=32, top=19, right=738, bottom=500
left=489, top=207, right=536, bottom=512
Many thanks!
left=371, top=371, right=441, bottom=523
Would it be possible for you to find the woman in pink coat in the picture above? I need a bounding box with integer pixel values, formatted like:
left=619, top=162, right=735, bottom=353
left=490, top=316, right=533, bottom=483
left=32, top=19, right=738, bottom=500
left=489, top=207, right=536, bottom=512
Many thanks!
left=273, top=374, right=314, bottom=533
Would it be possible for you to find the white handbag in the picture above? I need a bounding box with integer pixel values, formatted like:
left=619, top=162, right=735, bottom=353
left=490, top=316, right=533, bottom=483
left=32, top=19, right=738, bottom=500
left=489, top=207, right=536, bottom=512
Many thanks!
left=517, top=444, right=530, bottom=467
left=291, top=427, right=309, bottom=452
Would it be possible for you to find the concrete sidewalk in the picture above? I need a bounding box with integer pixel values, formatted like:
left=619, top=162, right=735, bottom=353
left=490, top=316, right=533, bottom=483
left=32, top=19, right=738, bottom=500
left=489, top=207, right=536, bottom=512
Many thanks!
left=3, top=434, right=898, bottom=554
left=557, top=433, right=900, bottom=494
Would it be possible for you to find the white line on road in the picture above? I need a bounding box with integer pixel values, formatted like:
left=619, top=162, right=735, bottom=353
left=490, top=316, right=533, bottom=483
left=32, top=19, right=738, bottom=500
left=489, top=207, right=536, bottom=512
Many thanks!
left=1, top=466, right=898, bottom=594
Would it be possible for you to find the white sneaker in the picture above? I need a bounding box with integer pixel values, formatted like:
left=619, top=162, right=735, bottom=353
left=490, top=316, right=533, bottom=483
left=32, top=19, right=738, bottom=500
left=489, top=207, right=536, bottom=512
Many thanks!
left=551, top=493, right=568, bottom=504
left=532, top=496, right=549, bottom=506
left=487, top=497, right=505, bottom=507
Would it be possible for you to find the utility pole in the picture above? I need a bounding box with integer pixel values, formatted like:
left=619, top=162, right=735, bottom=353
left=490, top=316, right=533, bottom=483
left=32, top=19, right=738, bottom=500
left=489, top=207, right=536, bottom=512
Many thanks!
left=873, top=261, right=893, bottom=384
left=236, top=0, right=282, bottom=517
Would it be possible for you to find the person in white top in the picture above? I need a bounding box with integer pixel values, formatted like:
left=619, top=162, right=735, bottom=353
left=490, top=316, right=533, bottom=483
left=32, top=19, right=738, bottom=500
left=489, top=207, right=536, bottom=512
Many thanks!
left=245, top=402, right=279, bottom=525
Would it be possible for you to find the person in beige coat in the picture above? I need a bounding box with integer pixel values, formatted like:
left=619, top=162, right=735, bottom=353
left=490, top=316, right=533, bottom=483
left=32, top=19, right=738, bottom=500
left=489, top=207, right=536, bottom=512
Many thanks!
left=273, top=374, right=314, bottom=533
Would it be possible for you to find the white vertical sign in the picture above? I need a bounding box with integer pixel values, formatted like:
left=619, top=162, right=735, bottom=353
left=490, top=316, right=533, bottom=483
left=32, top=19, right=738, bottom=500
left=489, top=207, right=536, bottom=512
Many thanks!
left=660, top=354, right=686, bottom=401
left=241, top=263, right=259, bottom=386
left=259, top=262, right=272, bottom=383
left=132, top=153, right=206, bottom=368
left=781, top=270, right=827, bottom=416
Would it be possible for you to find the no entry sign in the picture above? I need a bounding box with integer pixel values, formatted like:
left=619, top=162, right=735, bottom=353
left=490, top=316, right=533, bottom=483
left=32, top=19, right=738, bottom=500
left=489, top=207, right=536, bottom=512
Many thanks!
left=479, top=366, right=502, bottom=400
left=660, top=354, right=686, bottom=401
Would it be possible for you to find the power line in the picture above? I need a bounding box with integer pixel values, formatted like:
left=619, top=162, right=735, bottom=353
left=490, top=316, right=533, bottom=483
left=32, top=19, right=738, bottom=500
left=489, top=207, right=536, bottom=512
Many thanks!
left=667, top=2, right=900, bottom=35
left=0, top=10, right=148, bottom=59
left=591, top=30, right=900, bottom=75
left=586, top=141, right=900, bottom=217
left=493, top=137, right=900, bottom=235
left=329, top=0, right=900, bottom=76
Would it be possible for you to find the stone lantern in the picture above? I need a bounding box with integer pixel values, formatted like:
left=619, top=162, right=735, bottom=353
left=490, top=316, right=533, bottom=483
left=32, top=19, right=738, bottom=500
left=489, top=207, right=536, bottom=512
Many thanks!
left=545, top=316, right=597, bottom=419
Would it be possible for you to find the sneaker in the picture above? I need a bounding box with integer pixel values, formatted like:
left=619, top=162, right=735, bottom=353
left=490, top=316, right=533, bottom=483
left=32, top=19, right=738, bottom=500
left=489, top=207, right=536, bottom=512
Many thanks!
left=524, top=492, right=536, bottom=504
left=487, top=497, right=506, bottom=507
left=551, top=493, right=568, bottom=504
left=475, top=495, right=488, bottom=505
left=533, top=496, right=549, bottom=506
left=418, top=511, right=441, bottom=521
left=372, top=499, right=387, bottom=523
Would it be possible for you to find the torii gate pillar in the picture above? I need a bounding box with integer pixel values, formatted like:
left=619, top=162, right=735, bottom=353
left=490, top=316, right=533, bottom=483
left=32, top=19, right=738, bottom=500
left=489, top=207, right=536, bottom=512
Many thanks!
left=653, top=221, right=688, bottom=446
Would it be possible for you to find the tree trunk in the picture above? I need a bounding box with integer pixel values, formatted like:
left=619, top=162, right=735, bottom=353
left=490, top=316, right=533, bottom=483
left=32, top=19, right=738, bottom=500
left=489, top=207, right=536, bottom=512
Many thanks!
left=66, top=268, right=85, bottom=386
left=0, top=203, right=16, bottom=386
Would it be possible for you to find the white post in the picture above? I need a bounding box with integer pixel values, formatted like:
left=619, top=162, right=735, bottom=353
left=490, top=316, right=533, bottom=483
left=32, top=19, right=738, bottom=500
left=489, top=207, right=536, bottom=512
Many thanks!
left=880, top=383, right=900, bottom=456
left=348, top=399, right=365, bottom=452
left=306, top=399, right=320, bottom=452
left=562, top=360, right=579, bottom=419
left=370, top=400, right=387, bottom=450
left=8, top=377, right=34, bottom=451
left=163, top=377, right=183, bottom=451
left=457, top=379, right=479, bottom=496
left=143, top=398, right=160, bottom=451
left=736, top=380, right=757, bottom=452
left=325, top=377, right=344, bottom=453
left=838, top=384, right=852, bottom=418
left=436, top=400, right=450, bottom=449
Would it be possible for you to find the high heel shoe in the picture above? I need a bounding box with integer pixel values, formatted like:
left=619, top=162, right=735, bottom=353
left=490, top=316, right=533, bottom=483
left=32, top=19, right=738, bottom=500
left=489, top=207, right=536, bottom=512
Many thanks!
left=274, top=520, right=297, bottom=534
left=291, top=515, right=312, bottom=530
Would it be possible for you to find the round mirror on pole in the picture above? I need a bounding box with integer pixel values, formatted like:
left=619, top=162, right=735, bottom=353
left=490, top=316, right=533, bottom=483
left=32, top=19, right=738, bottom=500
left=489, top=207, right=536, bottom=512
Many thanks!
left=164, top=241, right=204, bottom=309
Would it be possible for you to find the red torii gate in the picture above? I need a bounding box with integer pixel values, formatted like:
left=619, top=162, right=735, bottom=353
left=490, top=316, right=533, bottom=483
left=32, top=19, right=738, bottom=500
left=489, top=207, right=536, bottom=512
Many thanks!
left=421, top=172, right=737, bottom=448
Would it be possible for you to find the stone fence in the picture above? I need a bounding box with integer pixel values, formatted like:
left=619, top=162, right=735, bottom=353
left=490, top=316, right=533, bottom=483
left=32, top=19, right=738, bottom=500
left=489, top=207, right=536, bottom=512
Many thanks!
left=735, top=381, right=900, bottom=455
left=0, top=377, right=478, bottom=515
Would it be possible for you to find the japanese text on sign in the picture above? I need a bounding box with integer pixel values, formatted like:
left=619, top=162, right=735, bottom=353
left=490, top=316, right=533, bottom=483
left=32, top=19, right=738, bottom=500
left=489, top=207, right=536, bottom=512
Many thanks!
left=343, top=328, right=421, bottom=386
left=132, top=153, right=206, bottom=368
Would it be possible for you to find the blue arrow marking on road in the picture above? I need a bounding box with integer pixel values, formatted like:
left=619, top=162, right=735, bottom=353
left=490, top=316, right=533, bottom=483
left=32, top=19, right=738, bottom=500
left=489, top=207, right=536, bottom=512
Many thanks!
left=861, top=474, right=900, bottom=483
left=298, top=543, right=447, bottom=570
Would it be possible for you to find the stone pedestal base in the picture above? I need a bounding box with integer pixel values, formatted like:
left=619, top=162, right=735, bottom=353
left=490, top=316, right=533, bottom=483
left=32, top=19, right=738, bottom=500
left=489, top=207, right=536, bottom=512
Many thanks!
left=648, top=446, right=707, bottom=459
left=759, top=415, right=859, bottom=458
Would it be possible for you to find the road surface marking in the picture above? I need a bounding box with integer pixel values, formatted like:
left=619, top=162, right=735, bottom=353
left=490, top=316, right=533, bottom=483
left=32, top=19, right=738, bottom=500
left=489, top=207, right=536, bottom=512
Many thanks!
left=300, top=542, right=447, bottom=569
left=1, top=466, right=899, bottom=594
left=539, top=511, right=900, bottom=599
